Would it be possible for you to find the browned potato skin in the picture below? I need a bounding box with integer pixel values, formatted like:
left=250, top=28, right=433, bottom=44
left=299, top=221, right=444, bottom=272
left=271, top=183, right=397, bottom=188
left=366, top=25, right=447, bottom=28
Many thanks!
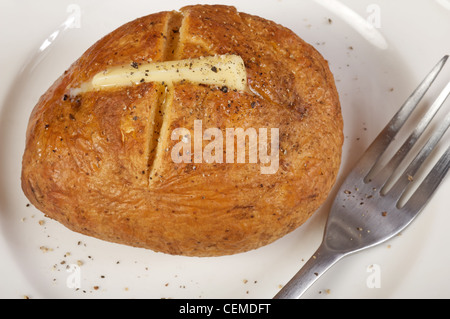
left=21, top=5, right=343, bottom=256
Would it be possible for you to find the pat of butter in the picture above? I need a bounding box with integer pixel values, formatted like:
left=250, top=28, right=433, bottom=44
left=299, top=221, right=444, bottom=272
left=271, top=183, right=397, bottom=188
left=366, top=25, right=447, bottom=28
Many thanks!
left=88, top=54, right=247, bottom=93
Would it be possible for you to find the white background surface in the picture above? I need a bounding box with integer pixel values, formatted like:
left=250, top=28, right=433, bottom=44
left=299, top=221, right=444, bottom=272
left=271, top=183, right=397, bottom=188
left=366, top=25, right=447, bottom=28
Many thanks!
left=1, top=0, right=450, bottom=299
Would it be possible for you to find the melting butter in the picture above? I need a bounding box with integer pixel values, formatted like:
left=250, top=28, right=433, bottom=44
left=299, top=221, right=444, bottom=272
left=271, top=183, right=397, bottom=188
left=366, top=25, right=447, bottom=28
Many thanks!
left=71, top=54, right=247, bottom=95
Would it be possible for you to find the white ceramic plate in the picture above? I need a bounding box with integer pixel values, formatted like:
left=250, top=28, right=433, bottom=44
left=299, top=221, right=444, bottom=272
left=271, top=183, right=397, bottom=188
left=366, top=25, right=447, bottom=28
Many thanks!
left=1, top=0, right=450, bottom=299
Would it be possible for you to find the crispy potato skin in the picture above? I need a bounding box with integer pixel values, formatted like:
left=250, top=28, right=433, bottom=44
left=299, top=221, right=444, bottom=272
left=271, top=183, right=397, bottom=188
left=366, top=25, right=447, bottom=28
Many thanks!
left=21, top=5, right=343, bottom=256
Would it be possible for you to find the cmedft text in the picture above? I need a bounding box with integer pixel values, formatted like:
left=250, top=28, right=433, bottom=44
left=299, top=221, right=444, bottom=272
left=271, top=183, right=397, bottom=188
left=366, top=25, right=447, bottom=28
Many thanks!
left=178, top=302, right=271, bottom=316
left=223, top=303, right=271, bottom=314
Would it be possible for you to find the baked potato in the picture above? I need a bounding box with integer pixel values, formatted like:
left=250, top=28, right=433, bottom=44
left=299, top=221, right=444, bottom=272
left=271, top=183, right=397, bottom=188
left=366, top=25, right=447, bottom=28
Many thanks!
left=21, top=4, right=343, bottom=256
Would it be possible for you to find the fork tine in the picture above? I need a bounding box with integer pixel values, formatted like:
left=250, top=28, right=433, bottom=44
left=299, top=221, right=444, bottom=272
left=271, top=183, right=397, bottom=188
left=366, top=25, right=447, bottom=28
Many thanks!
left=357, top=55, right=449, bottom=179
left=376, top=81, right=450, bottom=190
left=401, top=143, right=450, bottom=214
left=387, top=107, right=450, bottom=200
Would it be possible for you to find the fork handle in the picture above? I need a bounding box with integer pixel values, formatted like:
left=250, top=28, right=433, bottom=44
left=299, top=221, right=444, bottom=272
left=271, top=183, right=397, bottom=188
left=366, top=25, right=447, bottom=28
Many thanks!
left=273, top=243, right=345, bottom=299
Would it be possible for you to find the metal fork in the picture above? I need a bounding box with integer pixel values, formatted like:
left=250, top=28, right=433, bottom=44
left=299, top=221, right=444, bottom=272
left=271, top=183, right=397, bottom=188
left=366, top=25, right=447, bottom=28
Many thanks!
left=274, top=55, right=450, bottom=299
